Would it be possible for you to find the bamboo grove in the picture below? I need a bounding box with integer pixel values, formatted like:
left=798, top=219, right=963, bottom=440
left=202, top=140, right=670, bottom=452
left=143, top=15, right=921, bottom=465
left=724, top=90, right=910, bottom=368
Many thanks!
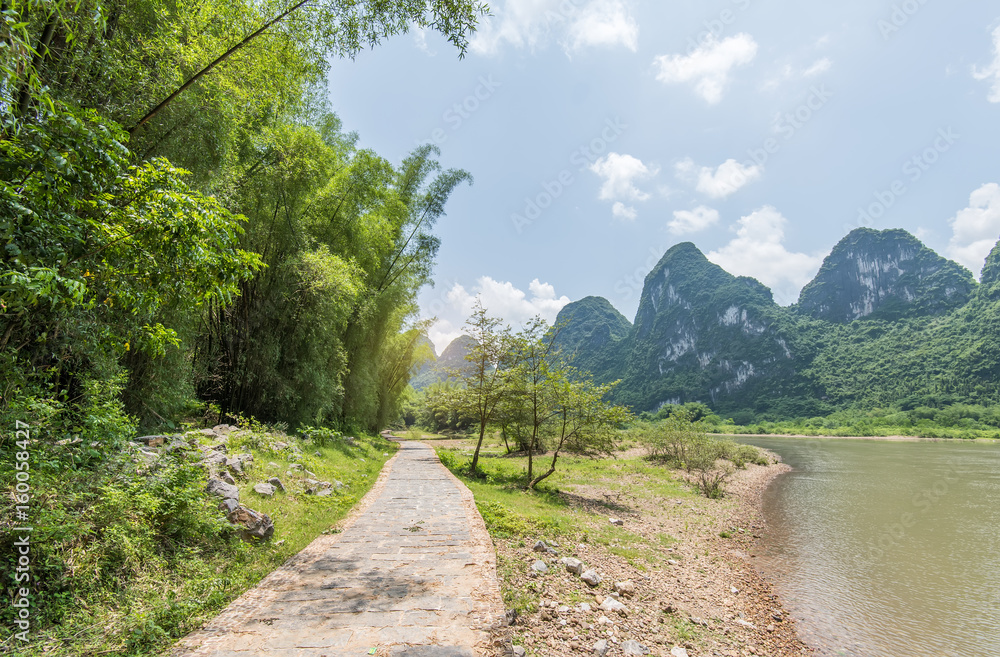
left=1, top=0, right=489, bottom=434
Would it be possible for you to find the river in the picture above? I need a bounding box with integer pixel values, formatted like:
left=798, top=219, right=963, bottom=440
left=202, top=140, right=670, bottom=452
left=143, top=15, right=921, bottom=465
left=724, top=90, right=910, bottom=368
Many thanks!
left=740, top=437, right=1000, bottom=657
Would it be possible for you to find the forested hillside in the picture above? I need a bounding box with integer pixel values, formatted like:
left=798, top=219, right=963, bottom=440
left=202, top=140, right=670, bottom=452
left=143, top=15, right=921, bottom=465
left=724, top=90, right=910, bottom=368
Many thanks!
left=553, top=228, right=1000, bottom=419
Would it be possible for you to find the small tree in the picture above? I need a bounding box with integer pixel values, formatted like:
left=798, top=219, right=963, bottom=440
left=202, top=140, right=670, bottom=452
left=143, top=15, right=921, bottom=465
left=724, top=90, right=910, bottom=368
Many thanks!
left=505, top=317, right=560, bottom=480
left=449, top=300, right=518, bottom=475
left=527, top=371, right=632, bottom=489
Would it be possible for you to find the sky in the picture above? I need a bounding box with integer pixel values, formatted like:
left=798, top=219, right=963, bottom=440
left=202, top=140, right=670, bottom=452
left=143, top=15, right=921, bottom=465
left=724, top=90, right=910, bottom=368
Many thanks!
left=326, top=1, right=1000, bottom=354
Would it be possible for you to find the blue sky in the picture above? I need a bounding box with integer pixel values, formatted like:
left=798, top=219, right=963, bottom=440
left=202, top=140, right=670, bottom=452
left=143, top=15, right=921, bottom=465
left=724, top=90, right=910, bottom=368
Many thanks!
left=326, top=0, right=1000, bottom=353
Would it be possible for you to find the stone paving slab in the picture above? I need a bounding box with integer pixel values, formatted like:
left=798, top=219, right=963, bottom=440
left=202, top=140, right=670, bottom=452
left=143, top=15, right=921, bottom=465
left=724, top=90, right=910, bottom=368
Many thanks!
left=170, top=441, right=503, bottom=656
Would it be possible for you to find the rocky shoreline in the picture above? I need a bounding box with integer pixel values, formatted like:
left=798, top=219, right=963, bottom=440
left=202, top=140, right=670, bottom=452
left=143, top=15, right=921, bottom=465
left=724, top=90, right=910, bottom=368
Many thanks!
left=489, top=456, right=811, bottom=657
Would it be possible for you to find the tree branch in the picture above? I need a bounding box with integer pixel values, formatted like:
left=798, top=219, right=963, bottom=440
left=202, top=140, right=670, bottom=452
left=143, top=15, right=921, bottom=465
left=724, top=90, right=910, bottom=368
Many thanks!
left=128, top=0, right=312, bottom=136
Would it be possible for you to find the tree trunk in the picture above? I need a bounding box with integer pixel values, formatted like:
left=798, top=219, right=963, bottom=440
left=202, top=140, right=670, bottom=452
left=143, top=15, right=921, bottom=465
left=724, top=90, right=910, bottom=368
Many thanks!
left=469, top=419, right=486, bottom=475
left=528, top=450, right=560, bottom=489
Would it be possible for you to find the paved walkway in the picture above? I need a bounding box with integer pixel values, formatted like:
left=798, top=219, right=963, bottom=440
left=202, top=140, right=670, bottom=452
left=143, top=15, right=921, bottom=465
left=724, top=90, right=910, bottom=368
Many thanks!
left=171, top=441, right=503, bottom=657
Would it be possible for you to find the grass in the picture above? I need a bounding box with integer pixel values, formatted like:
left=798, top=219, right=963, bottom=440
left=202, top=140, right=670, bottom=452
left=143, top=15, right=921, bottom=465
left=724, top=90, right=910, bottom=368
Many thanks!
left=433, top=442, right=694, bottom=603
left=1, top=426, right=396, bottom=656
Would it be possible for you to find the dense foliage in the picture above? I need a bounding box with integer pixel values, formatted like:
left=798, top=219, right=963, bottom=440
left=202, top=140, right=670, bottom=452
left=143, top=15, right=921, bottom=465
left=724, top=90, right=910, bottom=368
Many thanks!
left=1, top=0, right=485, bottom=650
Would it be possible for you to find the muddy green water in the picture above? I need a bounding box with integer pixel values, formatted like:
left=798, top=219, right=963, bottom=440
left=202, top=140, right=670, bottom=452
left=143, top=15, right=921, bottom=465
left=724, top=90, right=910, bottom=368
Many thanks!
left=741, top=438, right=1000, bottom=657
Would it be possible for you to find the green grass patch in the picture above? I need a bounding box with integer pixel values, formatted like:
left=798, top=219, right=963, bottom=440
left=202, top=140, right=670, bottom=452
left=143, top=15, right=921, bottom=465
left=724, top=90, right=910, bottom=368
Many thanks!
left=0, top=426, right=396, bottom=656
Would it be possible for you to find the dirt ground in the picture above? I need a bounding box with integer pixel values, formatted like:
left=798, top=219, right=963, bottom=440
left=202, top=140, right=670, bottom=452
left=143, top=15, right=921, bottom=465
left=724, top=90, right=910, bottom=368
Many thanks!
left=486, top=457, right=812, bottom=657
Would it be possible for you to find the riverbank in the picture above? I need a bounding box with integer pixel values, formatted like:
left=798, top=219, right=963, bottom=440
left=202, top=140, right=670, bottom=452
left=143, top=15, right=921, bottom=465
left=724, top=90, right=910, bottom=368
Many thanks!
left=435, top=443, right=810, bottom=656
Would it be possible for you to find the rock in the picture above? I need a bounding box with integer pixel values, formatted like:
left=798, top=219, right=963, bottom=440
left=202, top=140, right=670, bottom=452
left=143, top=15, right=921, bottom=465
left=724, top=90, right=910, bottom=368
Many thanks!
left=221, top=472, right=236, bottom=485
left=316, top=489, right=333, bottom=497
left=165, top=437, right=192, bottom=453
left=597, top=615, right=612, bottom=625
left=274, top=442, right=289, bottom=451
left=253, top=483, right=276, bottom=496
left=671, top=648, right=689, bottom=657
left=667, top=559, right=680, bottom=566
left=614, top=580, right=636, bottom=597
left=560, top=557, right=584, bottom=575
left=196, top=428, right=217, bottom=437
left=533, top=540, right=550, bottom=553
left=735, top=618, right=757, bottom=630
left=201, top=451, right=228, bottom=469
left=136, top=449, right=160, bottom=464
left=289, top=463, right=304, bottom=471
left=578, top=603, right=592, bottom=613
left=314, top=451, right=322, bottom=457
left=581, top=570, right=602, bottom=588
left=212, top=424, right=233, bottom=435
left=599, top=597, right=627, bottom=615
left=531, top=560, right=549, bottom=575
left=135, top=435, right=167, bottom=448
left=766, top=623, right=776, bottom=633
left=731, top=586, right=739, bottom=594
left=609, top=517, right=624, bottom=526
left=218, top=498, right=239, bottom=514
left=267, top=461, right=279, bottom=469
left=226, top=505, right=274, bottom=540
left=206, top=478, right=239, bottom=502
left=512, top=647, right=526, bottom=657
left=592, top=639, right=609, bottom=656
left=621, top=640, right=647, bottom=655
left=267, top=477, right=285, bottom=492
left=225, top=458, right=244, bottom=478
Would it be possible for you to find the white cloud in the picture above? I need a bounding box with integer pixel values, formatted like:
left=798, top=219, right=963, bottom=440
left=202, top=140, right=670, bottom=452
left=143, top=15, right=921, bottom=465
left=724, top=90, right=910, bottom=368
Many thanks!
left=972, top=25, right=1000, bottom=103
left=675, top=157, right=762, bottom=199
left=563, top=0, right=638, bottom=52
left=946, top=183, right=1000, bottom=277
left=412, top=26, right=435, bottom=55
left=803, top=57, right=832, bottom=77
left=470, top=0, right=638, bottom=57
left=423, top=277, right=571, bottom=353
left=589, top=153, right=658, bottom=220
left=612, top=202, right=637, bottom=221
left=762, top=57, right=831, bottom=90
left=669, top=206, right=719, bottom=235
left=706, top=206, right=824, bottom=305
left=653, top=33, right=757, bottom=104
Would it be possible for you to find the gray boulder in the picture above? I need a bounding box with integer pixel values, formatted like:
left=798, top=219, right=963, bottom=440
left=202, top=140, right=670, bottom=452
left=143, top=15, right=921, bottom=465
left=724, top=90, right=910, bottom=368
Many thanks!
left=267, top=477, right=285, bottom=492
left=218, top=498, right=239, bottom=514
left=621, top=640, right=647, bottom=655
left=599, top=597, right=627, bottom=615
left=206, top=478, right=239, bottom=502
left=581, top=570, right=602, bottom=588
left=560, top=557, right=584, bottom=575
left=253, top=483, right=276, bottom=496
left=592, top=639, right=609, bottom=656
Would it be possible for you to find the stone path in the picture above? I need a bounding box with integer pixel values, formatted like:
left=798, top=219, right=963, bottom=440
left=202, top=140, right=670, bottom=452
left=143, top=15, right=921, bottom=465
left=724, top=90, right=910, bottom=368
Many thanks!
left=171, top=441, right=503, bottom=657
